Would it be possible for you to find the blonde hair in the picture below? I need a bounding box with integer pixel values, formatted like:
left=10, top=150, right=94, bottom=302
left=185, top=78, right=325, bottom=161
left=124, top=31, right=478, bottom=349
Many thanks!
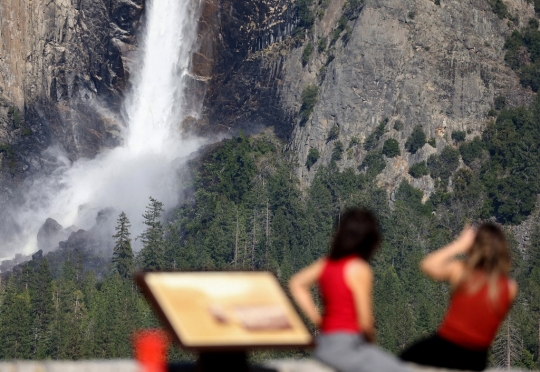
left=460, top=222, right=511, bottom=302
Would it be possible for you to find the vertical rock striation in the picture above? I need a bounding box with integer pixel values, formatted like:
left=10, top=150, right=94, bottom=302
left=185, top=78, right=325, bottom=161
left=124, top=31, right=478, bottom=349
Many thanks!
left=196, top=0, right=535, bottom=195
left=0, top=0, right=143, bottom=206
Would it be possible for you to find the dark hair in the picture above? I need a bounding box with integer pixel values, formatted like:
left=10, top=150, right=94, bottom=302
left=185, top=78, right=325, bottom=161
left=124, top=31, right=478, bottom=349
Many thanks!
left=328, top=208, right=381, bottom=261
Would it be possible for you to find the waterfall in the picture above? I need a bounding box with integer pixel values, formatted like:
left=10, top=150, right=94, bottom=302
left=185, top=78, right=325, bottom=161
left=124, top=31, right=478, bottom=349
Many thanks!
left=3, top=0, right=204, bottom=256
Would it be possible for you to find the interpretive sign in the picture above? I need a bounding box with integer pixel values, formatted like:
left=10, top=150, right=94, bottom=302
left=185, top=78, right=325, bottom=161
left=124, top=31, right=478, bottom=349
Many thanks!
left=137, top=272, right=313, bottom=351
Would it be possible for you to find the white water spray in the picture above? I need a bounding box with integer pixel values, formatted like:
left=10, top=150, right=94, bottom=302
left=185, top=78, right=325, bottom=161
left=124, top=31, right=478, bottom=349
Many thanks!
left=3, top=0, right=204, bottom=255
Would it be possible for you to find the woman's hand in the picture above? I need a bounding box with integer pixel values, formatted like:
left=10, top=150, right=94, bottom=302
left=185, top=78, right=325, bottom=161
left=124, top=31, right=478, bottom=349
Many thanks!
left=289, top=259, right=325, bottom=326
left=455, top=225, right=476, bottom=252
left=420, top=225, right=476, bottom=283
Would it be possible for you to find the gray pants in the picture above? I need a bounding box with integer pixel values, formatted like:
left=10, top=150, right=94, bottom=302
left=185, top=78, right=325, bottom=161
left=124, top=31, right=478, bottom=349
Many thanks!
left=315, top=333, right=410, bottom=372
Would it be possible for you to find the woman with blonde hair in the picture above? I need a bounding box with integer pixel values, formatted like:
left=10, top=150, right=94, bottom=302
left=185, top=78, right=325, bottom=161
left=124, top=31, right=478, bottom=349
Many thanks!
left=289, top=208, right=407, bottom=372
left=400, top=222, right=518, bottom=371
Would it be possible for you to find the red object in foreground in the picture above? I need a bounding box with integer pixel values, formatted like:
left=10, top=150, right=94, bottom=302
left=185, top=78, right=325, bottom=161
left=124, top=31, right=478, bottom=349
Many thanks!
left=133, top=329, right=169, bottom=372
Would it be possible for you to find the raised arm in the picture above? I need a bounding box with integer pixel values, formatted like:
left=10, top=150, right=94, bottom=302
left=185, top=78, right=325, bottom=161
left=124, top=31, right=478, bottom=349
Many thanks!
left=289, top=259, right=325, bottom=326
left=420, top=226, right=476, bottom=284
left=345, top=259, right=375, bottom=343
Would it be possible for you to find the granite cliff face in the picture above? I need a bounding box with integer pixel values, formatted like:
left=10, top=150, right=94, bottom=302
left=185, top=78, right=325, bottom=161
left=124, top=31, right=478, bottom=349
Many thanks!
left=0, top=0, right=143, bottom=207
left=2, top=0, right=534, bottom=202
left=197, top=0, right=535, bottom=196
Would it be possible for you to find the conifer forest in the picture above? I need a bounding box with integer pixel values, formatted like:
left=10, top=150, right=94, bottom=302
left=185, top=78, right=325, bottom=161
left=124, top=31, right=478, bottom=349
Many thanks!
left=2, top=0, right=540, bottom=368
left=1, top=101, right=540, bottom=368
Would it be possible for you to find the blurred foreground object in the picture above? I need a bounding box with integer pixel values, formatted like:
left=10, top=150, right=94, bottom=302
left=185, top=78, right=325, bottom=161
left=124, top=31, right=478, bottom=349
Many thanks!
left=0, top=360, right=535, bottom=372
left=136, top=272, right=312, bottom=372
left=133, top=329, right=169, bottom=372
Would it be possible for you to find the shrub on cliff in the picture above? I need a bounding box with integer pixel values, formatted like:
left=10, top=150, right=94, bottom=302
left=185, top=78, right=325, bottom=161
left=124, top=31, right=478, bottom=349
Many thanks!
left=359, top=151, right=385, bottom=178
left=332, top=141, right=344, bottom=161
left=364, top=119, right=388, bottom=151
left=327, top=125, right=340, bottom=142
left=460, top=137, right=484, bottom=167
left=451, top=130, right=466, bottom=143
left=487, top=0, right=508, bottom=19
left=302, top=43, right=313, bottom=66
left=297, top=0, right=315, bottom=29
left=306, top=147, right=320, bottom=170
left=409, top=161, right=429, bottom=178
left=405, top=125, right=426, bottom=154
left=318, top=37, right=327, bottom=53
left=427, top=146, right=460, bottom=186
left=300, top=85, right=319, bottom=123
left=382, top=139, right=400, bottom=158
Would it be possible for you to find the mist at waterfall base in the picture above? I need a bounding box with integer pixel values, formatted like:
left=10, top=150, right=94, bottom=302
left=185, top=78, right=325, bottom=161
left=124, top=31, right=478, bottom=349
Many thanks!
left=0, top=0, right=204, bottom=259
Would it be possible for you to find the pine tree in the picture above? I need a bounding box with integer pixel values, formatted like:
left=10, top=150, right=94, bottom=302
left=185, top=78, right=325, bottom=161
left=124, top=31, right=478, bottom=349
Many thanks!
left=29, top=259, right=54, bottom=358
left=112, top=212, right=134, bottom=279
left=492, top=317, right=523, bottom=368
left=138, top=197, right=165, bottom=271
left=0, top=276, right=32, bottom=359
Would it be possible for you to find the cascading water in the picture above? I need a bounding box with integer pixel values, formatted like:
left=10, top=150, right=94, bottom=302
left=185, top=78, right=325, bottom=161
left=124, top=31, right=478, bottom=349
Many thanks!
left=3, top=0, right=204, bottom=256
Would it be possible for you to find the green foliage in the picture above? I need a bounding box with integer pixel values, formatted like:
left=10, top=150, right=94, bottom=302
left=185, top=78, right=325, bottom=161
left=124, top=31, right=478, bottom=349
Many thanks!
left=487, top=0, right=508, bottom=19
left=428, top=138, right=437, bottom=148
left=332, top=141, right=344, bottom=161
left=364, top=119, right=388, bottom=151
left=138, top=197, right=165, bottom=271
left=2, top=128, right=540, bottom=363
left=504, top=30, right=525, bottom=70
left=297, top=0, right=315, bottom=29
left=348, top=136, right=360, bottom=148
left=302, top=42, right=313, bottom=66
left=0, top=143, right=14, bottom=156
left=451, top=130, right=466, bottom=143
left=327, top=124, right=340, bottom=142
left=434, top=0, right=440, bottom=5
left=382, top=139, right=400, bottom=158
left=408, top=11, right=416, bottom=19
left=405, top=125, right=426, bottom=154
left=409, top=161, right=429, bottom=178
left=331, top=16, right=351, bottom=44
left=393, top=120, right=404, bottom=131
left=504, top=28, right=540, bottom=91
left=7, top=106, right=22, bottom=128
left=112, top=212, right=134, bottom=279
left=300, top=85, right=319, bottom=124
left=494, top=95, right=507, bottom=110
left=318, top=37, right=327, bottom=53
left=306, top=147, right=320, bottom=170
left=459, top=136, right=485, bottom=167
left=360, top=151, right=386, bottom=178
left=479, top=106, right=540, bottom=223
left=427, top=146, right=460, bottom=187
left=529, top=17, right=539, bottom=30
left=395, top=180, right=431, bottom=215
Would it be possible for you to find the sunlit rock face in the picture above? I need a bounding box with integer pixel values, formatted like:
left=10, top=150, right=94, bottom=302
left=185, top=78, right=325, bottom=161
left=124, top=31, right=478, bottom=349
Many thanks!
left=195, top=0, right=534, bottom=194
left=0, top=0, right=144, bottom=209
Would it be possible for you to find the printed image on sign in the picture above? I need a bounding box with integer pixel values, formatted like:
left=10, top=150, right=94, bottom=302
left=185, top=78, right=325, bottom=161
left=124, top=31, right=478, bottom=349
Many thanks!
left=140, top=272, right=312, bottom=349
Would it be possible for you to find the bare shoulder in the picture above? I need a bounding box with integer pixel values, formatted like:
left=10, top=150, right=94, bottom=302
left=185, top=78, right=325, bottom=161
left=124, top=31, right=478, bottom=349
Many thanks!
left=345, top=258, right=372, bottom=281
left=508, top=278, right=518, bottom=301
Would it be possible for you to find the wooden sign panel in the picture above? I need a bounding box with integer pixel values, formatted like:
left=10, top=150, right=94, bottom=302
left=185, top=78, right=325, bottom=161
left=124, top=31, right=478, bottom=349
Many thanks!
left=137, top=272, right=313, bottom=350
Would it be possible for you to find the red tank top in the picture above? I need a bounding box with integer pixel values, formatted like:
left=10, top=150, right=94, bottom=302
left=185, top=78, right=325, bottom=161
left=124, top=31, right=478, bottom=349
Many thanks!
left=318, top=256, right=360, bottom=334
left=438, top=275, right=512, bottom=350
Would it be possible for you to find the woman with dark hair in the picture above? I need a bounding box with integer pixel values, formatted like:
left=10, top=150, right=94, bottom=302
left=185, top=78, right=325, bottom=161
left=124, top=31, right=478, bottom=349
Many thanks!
left=400, top=223, right=518, bottom=371
left=289, top=208, right=407, bottom=372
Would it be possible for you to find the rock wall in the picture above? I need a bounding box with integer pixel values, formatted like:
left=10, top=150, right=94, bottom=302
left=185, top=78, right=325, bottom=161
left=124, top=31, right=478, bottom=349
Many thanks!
left=197, top=0, right=536, bottom=195
left=0, top=0, right=143, bottom=206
